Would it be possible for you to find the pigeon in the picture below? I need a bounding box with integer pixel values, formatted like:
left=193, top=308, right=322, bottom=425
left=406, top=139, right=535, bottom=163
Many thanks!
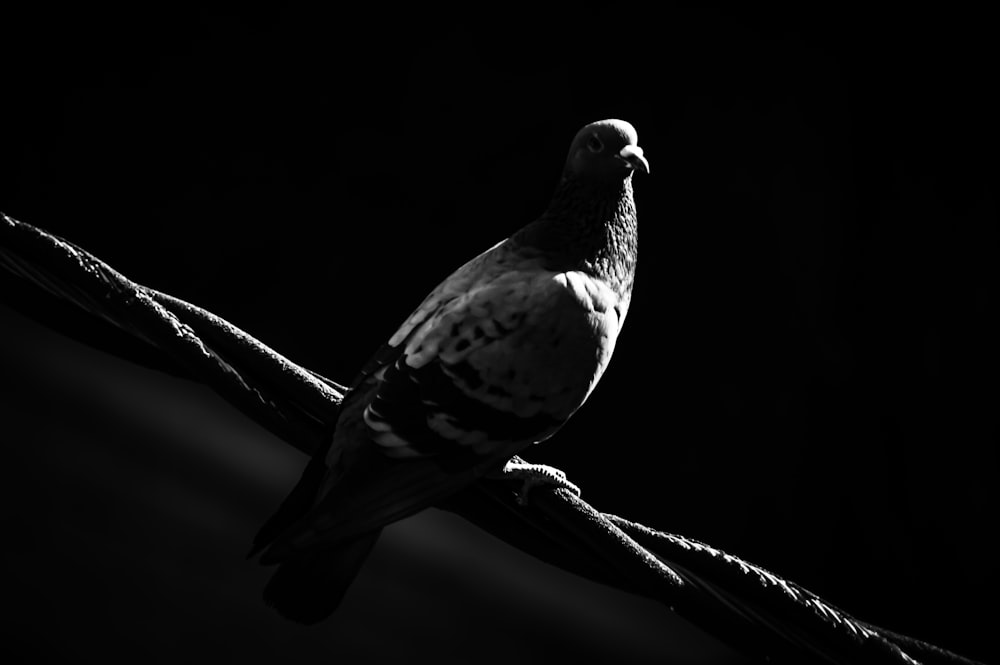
left=250, top=119, right=649, bottom=623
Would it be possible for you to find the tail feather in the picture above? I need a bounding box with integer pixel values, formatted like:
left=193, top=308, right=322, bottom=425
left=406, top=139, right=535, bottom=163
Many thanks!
left=248, top=447, right=331, bottom=559
left=262, top=530, right=381, bottom=624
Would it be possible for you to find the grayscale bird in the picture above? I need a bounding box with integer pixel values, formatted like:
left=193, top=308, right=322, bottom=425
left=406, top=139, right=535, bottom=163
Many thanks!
left=250, top=119, right=649, bottom=623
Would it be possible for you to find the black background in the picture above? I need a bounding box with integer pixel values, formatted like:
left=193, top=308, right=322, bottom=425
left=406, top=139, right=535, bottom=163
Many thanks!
left=1, top=7, right=996, bottom=663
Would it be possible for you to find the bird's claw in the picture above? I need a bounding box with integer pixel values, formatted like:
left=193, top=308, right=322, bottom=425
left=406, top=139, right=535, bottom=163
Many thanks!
left=495, top=461, right=580, bottom=506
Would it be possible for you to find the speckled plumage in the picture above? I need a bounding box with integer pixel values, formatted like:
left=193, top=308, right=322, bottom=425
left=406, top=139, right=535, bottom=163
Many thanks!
left=252, top=119, right=648, bottom=623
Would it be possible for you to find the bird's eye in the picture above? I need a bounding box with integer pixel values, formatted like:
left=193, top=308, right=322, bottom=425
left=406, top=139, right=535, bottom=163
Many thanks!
left=586, top=134, right=604, bottom=153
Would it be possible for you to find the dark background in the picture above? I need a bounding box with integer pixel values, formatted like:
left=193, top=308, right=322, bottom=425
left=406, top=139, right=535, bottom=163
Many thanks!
left=1, top=7, right=996, bottom=663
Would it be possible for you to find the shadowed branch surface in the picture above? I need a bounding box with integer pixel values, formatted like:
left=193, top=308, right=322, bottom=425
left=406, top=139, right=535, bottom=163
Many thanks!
left=1, top=213, right=987, bottom=665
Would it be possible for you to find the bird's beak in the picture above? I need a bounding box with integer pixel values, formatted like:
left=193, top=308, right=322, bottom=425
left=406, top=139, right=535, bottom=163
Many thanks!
left=618, top=145, right=649, bottom=174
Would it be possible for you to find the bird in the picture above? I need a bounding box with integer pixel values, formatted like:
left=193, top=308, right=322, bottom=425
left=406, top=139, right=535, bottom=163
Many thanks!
left=249, top=119, right=649, bottom=623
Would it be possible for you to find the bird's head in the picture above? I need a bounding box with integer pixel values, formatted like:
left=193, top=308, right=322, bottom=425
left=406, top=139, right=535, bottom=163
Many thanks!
left=564, top=119, right=649, bottom=184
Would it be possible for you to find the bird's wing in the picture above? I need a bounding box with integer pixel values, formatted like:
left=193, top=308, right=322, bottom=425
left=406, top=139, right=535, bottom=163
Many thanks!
left=364, top=266, right=621, bottom=456
left=260, top=261, right=625, bottom=561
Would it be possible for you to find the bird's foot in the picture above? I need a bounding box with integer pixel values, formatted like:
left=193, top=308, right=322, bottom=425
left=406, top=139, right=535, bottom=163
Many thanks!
left=493, top=460, right=580, bottom=506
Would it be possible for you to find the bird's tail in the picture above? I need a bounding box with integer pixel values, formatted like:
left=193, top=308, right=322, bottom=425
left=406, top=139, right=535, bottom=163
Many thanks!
left=248, top=450, right=330, bottom=559
left=262, top=529, right=382, bottom=624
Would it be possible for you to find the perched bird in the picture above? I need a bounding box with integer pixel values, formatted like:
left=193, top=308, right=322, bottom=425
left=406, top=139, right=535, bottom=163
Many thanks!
left=250, top=119, right=649, bottom=623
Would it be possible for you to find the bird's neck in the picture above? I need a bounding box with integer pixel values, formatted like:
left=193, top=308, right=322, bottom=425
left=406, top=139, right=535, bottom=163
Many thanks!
left=514, top=176, right=638, bottom=294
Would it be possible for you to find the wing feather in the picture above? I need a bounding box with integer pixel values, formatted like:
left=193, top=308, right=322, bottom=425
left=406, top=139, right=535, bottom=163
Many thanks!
left=262, top=259, right=624, bottom=561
